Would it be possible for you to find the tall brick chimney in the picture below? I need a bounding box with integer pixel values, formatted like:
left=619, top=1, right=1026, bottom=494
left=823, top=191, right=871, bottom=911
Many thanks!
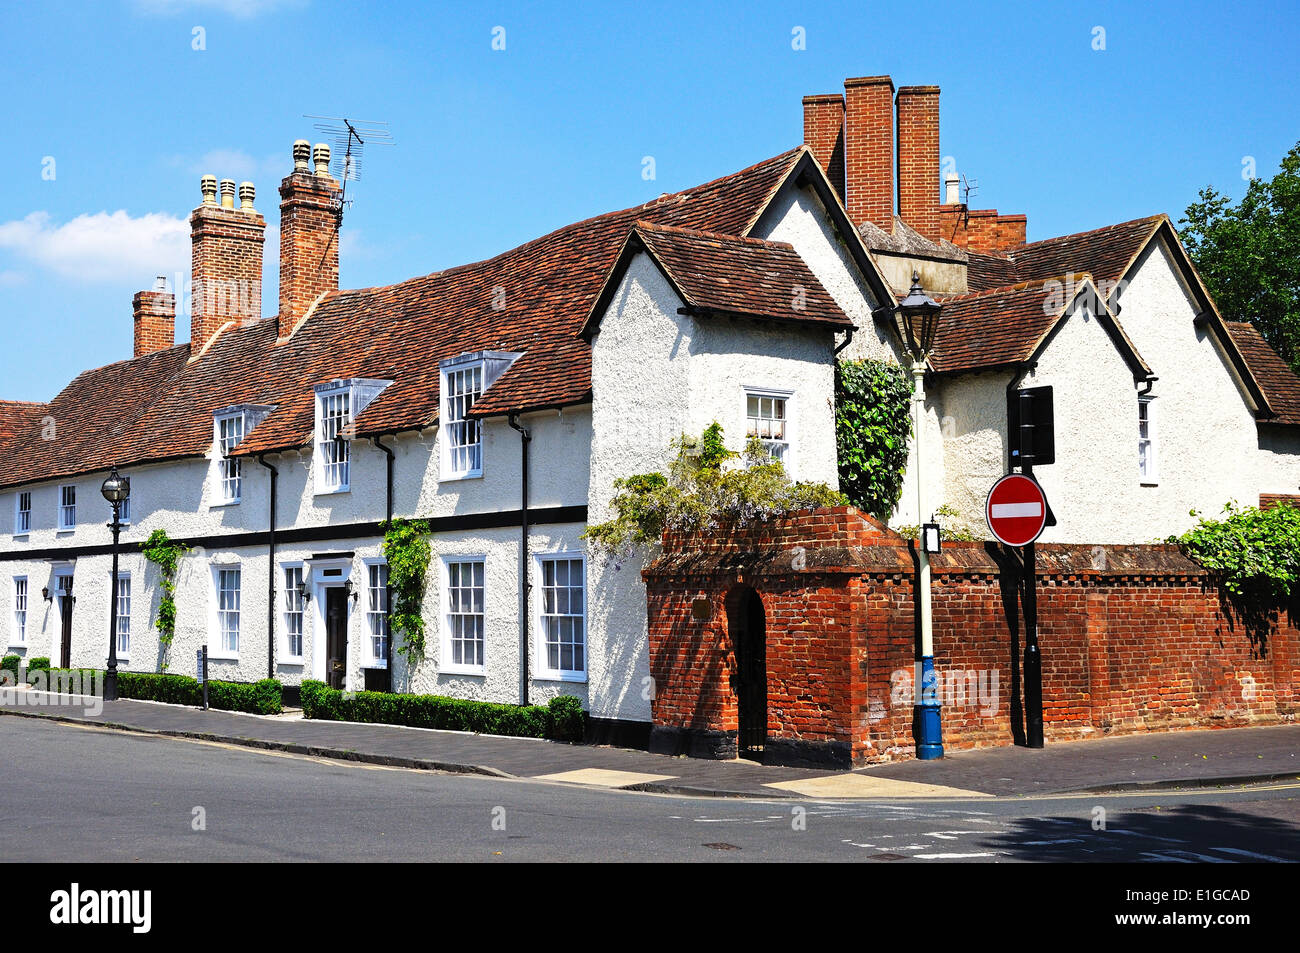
left=278, top=140, right=341, bottom=338
left=133, top=275, right=175, bottom=357
left=896, top=85, right=941, bottom=242
left=190, top=174, right=265, bottom=352
left=843, top=75, right=894, bottom=230
left=802, top=93, right=846, bottom=202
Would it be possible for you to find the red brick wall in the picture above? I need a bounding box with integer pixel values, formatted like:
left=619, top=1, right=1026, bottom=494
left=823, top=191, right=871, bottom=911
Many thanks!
left=190, top=206, right=265, bottom=350
left=802, top=94, right=846, bottom=203
left=939, top=205, right=1028, bottom=252
left=132, top=289, right=175, bottom=356
left=644, top=509, right=1299, bottom=765
left=896, top=86, right=940, bottom=243
left=278, top=171, right=341, bottom=338
left=843, top=76, right=894, bottom=231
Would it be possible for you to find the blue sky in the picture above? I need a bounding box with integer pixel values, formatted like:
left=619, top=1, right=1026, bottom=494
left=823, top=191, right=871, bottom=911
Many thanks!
left=2, top=0, right=1297, bottom=402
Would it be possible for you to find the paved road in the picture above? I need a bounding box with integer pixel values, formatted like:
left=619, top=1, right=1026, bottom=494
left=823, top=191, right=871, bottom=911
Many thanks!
left=1, top=718, right=1296, bottom=862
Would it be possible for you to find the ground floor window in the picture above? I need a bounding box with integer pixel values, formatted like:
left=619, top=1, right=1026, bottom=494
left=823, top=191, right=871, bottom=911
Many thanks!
left=366, top=563, right=389, bottom=666
left=216, top=567, right=241, bottom=655
left=115, top=574, right=130, bottom=656
left=538, top=555, right=585, bottom=678
left=12, top=577, right=26, bottom=645
left=283, top=565, right=304, bottom=659
left=443, top=557, right=485, bottom=671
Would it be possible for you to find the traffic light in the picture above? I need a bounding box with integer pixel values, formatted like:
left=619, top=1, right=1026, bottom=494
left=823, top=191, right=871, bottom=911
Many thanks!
left=1008, top=385, right=1055, bottom=469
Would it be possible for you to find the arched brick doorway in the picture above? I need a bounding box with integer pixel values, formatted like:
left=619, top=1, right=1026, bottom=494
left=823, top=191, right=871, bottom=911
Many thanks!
left=726, top=586, right=766, bottom=761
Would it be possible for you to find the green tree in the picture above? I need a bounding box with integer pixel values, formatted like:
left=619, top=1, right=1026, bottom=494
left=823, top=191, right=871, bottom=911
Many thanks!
left=1179, top=142, right=1300, bottom=370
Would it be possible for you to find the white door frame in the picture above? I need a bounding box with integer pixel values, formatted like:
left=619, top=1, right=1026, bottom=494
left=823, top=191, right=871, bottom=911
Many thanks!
left=307, top=558, right=354, bottom=688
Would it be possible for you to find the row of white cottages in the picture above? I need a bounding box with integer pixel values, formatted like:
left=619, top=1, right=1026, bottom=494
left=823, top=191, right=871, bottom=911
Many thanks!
left=2, top=74, right=1297, bottom=735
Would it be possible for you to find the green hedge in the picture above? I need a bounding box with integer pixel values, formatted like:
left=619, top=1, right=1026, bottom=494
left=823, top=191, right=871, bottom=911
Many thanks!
left=34, top=669, right=282, bottom=715
left=1, top=655, right=19, bottom=680
left=24, top=657, right=50, bottom=683
left=300, top=680, right=585, bottom=741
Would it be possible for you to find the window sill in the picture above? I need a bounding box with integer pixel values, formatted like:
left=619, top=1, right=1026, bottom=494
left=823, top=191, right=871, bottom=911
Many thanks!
left=440, top=470, right=483, bottom=484
left=364, top=661, right=389, bottom=670
left=279, top=656, right=305, bottom=666
left=314, top=486, right=351, bottom=496
left=12, top=533, right=28, bottom=540
left=534, top=671, right=588, bottom=684
left=7, top=642, right=28, bottom=650
left=56, top=528, right=75, bottom=534
left=440, top=664, right=485, bottom=676
left=210, top=499, right=241, bottom=508
left=207, top=653, right=239, bottom=662
left=1140, top=481, right=1159, bottom=487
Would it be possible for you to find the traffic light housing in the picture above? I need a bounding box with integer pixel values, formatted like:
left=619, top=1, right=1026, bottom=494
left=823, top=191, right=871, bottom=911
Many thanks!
left=1008, top=385, right=1055, bottom=469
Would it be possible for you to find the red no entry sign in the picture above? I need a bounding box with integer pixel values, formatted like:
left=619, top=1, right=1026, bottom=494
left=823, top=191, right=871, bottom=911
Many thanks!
left=985, top=474, right=1048, bottom=547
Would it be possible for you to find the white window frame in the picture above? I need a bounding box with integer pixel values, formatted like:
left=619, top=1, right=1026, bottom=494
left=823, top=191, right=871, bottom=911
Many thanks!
left=119, top=486, right=131, bottom=524
left=363, top=559, right=390, bottom=669
left=58, top=484, right=76, bottom=531
left=440, top=360, right=484, bottom=481
left=440, top=554, right=486, bottom=675
left=210, top=564, right=242, bottom=660
left=315, top=385, right=352, bottom=494
left=534, top=551, right=587, bottom=682
left=14, top=491, right=31, bottom=536
left=1139, top=395, right=1158, bottom=485
left=281, top=563, right=305, bottom=663
left=214, top=411, right=245, bottom=505
left=11, top=576, right=27, bottom=647
left=743, top=386, right=794, bottom=475
left=113, top=573, right=131, bottom=660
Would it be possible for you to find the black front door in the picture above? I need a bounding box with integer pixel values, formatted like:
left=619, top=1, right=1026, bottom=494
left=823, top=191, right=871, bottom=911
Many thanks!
left=58, top=577, right=74, bottom=668
left=729, top=588, right=767, bottom=761
left=326, top=587, right=348, bottom=690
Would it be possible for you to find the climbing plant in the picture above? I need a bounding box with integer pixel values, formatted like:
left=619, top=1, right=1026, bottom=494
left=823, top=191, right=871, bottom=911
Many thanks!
left=381, top=517, right=432, bottom=662
left=1170, top=501, right=1300, bottom=601
left=834, top=358, right=912, bottom=521
left=583, top=423, right=845, bottom=555
left=141, top=528, right=186, bottom=671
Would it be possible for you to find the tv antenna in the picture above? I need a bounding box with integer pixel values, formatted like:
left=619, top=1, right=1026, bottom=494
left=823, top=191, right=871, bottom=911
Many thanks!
left=961, top=174, right=979, bottom=226
left=303, top=116, right=394, bottom=226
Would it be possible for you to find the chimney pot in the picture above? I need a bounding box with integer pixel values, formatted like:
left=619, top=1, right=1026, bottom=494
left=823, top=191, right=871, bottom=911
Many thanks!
left=200, top=175, right=218, bottom=206
left=239, top=181, right=256, bottom=211
left=153, top=274, right=168, bottom=292
left=313, top=143, right=331, bottom=177
left=219, top=178, right=236, bottom=209
left=293, top=139, right=311, bottom=171
left=945, top=172, right=960, bottom=206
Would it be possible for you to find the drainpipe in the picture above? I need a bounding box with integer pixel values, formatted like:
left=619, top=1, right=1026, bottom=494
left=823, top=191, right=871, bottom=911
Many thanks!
left=507, top=414, right=532, bottom=706
left=834, top=326, right=855, bottom=355
left=256, top=454, right=278, bottom=679
left=371, top=436, right=396, bottom=692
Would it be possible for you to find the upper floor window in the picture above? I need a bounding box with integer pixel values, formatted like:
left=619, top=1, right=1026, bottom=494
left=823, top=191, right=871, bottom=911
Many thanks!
left=745, top=389, right=791, bottom=467
left=58, top=485, right=76, bottom=530
left=14, top=492, right=30, bottom=535
left=216, top=412, right=245, bottom=503
left=11, top=577, right=27, bottom=645
left=311, top=379, right=392, bottom=495
left=443, top=364, right=483, bottom=479
left=1138, top=396, right=1158, bottom=485
left=119, top=486, right=131, bottom=524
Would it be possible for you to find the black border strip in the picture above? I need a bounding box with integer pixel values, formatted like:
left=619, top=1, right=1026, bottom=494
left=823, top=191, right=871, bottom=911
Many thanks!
left=0, top=505, right=588, bottom=562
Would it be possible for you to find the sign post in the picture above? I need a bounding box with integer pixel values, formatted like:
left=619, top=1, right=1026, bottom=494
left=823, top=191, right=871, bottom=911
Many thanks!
left=197, top=645, right=209, bottom=711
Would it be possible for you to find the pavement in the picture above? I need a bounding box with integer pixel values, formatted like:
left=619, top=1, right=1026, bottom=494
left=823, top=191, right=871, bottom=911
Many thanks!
left=1, top=684, right=1296, bottom=800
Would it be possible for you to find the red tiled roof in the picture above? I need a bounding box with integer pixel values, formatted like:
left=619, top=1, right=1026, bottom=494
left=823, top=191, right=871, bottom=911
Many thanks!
left=0, top=401, right=46, bottom=446
left=1226, top=321, right=1300, bottom=426
left=968, top=216, right=1163, bottom=292
left=579, top=221, right=852, bottom=339
left=929, top=274, right=1150, bottom=378
left=0, top=148, right=807, bottom=487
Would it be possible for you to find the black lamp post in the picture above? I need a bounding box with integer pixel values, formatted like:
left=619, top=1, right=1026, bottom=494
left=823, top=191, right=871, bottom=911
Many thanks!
left=894, top=272, right=945, bottom=760
left=100, top=466, right=130, bottom=702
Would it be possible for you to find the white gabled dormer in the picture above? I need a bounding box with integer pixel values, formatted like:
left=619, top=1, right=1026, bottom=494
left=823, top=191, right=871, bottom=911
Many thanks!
left=210, top=404, right=275, bottom=506
left=312, top=378, right=393, bottom=495
left=438, top=351, right=521, bottom=482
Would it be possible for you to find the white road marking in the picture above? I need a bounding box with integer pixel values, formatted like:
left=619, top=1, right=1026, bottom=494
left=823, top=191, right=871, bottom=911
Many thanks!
left=916, top=852, right=996, bottom=859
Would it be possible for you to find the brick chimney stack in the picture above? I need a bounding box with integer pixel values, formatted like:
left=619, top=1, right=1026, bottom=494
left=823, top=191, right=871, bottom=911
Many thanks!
left=133, top=275, right=175, bottom=357
left=190, top=173, right=265, bottom=352
left=278, top=140, right=341, bottom=339
left=896, top=85, right=941, bottom=243
left=802, top=93, right=846, bottom=202
left=843, top=75, right=895, bottom=230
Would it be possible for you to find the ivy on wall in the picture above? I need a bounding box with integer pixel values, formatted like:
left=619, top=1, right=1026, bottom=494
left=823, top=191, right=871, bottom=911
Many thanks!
left=381, top=518, right=432, bottom=662
left=583, top=422, right=845, bottom=555
left=141, top=528, right=186, bottom=672
left=1171, top=501, right=1300, bottom=601
left=834, top=358, right=912, bottom=521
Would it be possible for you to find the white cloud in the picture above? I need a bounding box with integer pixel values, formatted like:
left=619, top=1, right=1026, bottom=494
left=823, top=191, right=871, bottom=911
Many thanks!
left=167, top=148, right=283, bottom=183
left=130, top=0, right=305, bottom=17
left=0, top=211, right=189, bottom=283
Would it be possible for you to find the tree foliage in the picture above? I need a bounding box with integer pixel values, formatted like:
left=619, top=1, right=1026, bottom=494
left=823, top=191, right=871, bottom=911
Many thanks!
left=834, top=358, right=912, bottom=520
left=583, top=423, right=845, bottom=555
left=1179, top=141, right=1300, bottom=370
left=1170, top=501, right=1300, bottom=601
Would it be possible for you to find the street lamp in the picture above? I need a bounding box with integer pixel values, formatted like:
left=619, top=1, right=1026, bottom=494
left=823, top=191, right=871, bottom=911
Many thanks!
left=894, top=272, right=944, bottom=760
left=100, top=466, right=130, bottom=703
